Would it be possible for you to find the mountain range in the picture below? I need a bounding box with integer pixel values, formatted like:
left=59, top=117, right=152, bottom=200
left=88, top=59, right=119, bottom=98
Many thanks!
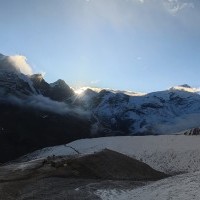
left=1, top=53, right=200, bottom=162
left=75, top=84, right=200, bottom=136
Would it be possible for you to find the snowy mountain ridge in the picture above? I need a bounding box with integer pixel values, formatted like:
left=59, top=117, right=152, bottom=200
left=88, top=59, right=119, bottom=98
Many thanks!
left=1, top=61, right=200, bottom=135
left=74, top=84, right=199, bottom=97
left=1, top=53, right=200, bottom=136
left=73, top=84, right=200, bottom=135
left=169, top=84, right=200, bottom=93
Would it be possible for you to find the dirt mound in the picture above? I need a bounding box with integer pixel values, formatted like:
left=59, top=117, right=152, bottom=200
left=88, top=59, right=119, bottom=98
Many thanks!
left=43, top=149, right=167, bottom=181
left=0, top=149, right=167, bottom=199
left=0, top=149, right=167, bottom=182
left=64, top=149, right=167, bottom=181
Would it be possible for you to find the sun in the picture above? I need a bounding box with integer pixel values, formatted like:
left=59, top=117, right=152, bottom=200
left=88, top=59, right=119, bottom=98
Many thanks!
left=74, top=88, right=85, bottom=96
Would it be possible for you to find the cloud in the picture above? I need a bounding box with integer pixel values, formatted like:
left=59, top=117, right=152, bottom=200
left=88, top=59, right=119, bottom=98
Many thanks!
left=0, top=54, right=33, bottom=75
left=0, top=94, right=89, bottom=118
left=0, top=52, right=89, bottom=117
left=163, top=0, right=194, bottom=14
left=91, top=80, right=100, bottom=84
left=77, top=0, right=197, bottom=31
left=155, top=113, right=200, bottom=134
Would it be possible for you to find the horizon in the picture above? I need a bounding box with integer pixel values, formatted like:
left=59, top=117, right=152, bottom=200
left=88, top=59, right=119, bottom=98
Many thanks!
left=1, top=0, right=200, bottom=93
left=1, top=51, right=198, bottom=95
left=0, top=51, right=199, bottom=94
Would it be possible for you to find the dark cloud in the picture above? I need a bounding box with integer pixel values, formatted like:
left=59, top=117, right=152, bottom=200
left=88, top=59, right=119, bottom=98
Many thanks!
left=0, top=93, right=89, bottom=118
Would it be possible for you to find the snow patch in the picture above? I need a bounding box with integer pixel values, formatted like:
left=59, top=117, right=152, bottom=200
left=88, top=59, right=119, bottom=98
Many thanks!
left=96, top=171, right=200, bottom=200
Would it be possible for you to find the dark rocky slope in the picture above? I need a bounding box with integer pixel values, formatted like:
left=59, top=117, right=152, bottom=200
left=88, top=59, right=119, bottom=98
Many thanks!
left=63, top=149, right=167, bottom=181
left=31, top=74, right=74, bottom=101
left=184, top=127, right=200, bottom=135
left=0, top=102, right=90, bottom=163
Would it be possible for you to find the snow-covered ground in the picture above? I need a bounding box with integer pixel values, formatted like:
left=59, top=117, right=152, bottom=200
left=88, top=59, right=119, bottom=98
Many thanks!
left=22, top=135, right=200, bottom=200
left=25, top=135, right=200, bottom=174
left=96, top=171, right=200, bottom=200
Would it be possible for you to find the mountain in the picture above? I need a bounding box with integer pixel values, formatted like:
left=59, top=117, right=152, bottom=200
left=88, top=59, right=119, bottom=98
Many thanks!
left=0, top=67, right=37, bottom=97
left=0, top=54, right=90, bottom=163
left=0, top=101, right=91, bottom=163
left=0, top=71, right=74, bottom=101
left=0, top=53, right=74, bottom=101
left=73, top=85, right=200, bottom=135
left=2, top=52, right=200, bottom=162
left=31, top=74, right=74, bottom=101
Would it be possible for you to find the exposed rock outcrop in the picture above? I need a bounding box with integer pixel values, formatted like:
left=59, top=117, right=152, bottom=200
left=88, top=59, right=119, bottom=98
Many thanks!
left=184, top=128, right=200, bottom=135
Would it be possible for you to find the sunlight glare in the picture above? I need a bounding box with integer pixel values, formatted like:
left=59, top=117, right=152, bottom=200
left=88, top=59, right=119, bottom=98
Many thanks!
left=74, top=88, right=85, bottom=96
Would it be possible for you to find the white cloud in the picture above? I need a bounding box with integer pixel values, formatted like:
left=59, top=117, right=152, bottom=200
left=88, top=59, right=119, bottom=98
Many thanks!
left=7, top=55, right=33, bottom=75
left=0, top=54, right=33, bottom=75
left=91, top=80, right=100, bottom=84
left=1, top=94, right=89, bottom=117
left=163, top=0, right=194, bottom=14
left=78, top=0, right=197, bottom=30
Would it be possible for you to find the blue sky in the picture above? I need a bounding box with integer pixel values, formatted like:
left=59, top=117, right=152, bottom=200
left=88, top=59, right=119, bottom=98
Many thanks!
left=0, top=0, right=200, bottom=92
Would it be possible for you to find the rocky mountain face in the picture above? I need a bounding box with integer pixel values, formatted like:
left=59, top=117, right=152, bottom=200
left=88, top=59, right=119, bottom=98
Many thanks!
left=0, top=65, right=74, bottom=102
left=0, top=60, right=90, bottom=163
left=0, top=70, right=37, bottom=97
left=184, top=128, right=200, bottom=135
left=31, top=74, right=74, bottom=102
left=0, top=101, right=91, bottom=163
left=74, top=86, right=200, bottom=136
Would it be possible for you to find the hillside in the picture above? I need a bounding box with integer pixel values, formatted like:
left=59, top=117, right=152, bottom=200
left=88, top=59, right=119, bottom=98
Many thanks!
left=4, top=135, right=200, bottom=200
left=0, top=149, right=166, bottom=200
left=24, top=135, right=200, bottom=174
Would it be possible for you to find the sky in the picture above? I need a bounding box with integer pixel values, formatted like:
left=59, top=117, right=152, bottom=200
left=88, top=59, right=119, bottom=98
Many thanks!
left=0, top=0, right=200, bottom=93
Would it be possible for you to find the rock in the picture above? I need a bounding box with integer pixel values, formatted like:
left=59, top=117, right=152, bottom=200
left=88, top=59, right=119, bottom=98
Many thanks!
left=184, top=128, right=200, bottom=135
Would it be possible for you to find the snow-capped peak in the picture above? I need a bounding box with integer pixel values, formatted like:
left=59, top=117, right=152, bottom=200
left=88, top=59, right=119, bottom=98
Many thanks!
left=74, top=86, right=146, bottom=97
left=169, top=84, right=200, bottom=93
